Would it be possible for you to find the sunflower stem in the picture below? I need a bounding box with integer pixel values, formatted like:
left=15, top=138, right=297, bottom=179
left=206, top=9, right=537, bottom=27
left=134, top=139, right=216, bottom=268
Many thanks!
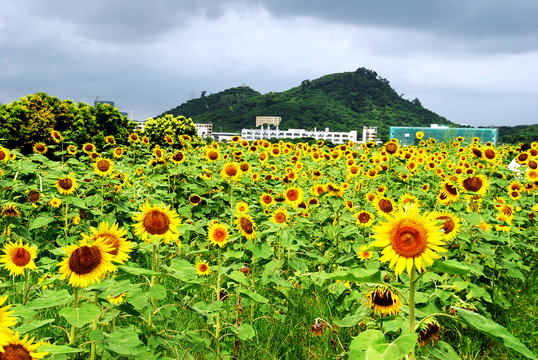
left=70, top=287, right=79, bottom=345
left=408, top=270, right=416, bottom=360
left=22, top=267, right=29, bottom=306
left=64, top=201, right=69, bottom=241
left=91, top=291, right=99, bottom=360
left=216, top=247, right=222, bottom=358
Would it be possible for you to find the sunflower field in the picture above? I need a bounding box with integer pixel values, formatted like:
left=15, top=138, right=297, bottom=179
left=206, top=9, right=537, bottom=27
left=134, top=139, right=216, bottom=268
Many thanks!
left=0, top=132, right=537, bottom=360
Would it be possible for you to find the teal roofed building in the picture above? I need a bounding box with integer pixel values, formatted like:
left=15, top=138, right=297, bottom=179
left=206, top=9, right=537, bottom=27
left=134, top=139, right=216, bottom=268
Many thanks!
left=389, top=125, right=498, bottom=146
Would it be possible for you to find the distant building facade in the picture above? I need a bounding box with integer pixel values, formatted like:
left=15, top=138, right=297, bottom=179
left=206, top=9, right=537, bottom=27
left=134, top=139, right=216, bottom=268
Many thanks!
left=256, top=116, right=281, bottom=127
left=241, top=125, right=357, bottom=145
left=389, top=124, right=498, bottom=146
left=195, top=123, right=213, bottom=139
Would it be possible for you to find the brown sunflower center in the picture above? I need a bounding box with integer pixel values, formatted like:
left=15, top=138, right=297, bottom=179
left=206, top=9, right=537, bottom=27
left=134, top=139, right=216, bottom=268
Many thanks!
left=143, top=210, right=171, bottom=235
left=385, top=143, right=398, bottom=154
left=35, top=143, right=46, bottom=152
left=69, top=246, right=101, bottom=275
left=28, top=190, right=40, bottom=203
left=462, top=177, right=483, bottom=192
left=350, top=166, right=359, bottom=175
left=262, top=195, right=272, bottom=204
left=11, top=247, right=31, bottom=267
left=239, top=217, right=253, bottom=234
left=224, top=165, right=238, bottom=177
left=212, top=228, right=227, bottom=243
left=358, top=212, right=371, bottom=223
left=240, top=163, right=250, bottom=172
left=444, top=183, right=458, bottom=196
left=84, top=144, right=94, bottom=152
left=472, top=148, right=482, bottom=157
left=0, top=150, right=7, bottom=161
left=115, top=148, right=123, bottom=155
left=190, top=195, right=201, bottom=204
left=378, top=199, right=393, bottom=213
left=0, top=344, right=32, bottom=360
left=372, top=289, right=396, bottom=307
left=208, top=150, right=219, bottom=161
left=58, top=178, right=73, bottom=190
left=484, top=148, right=495, bottom=160
left=286, top=189, right=299, bottom=202
left=198, top=263, right=208, bottom=272
left=172, top=152, right=184, bottom=162
left=97, top=160, right=110, bottom=172
left=436, top=216, right=455, bottom=234
left=391, top=222, right=428, bottom=257
left=274, top=212, right=287, bottom=223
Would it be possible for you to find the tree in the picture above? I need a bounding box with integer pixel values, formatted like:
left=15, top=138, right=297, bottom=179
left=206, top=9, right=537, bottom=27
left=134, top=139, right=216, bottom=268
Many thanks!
left=0, top=93, right=136, bottom=153
left=143, top=114, right=199, bottom=147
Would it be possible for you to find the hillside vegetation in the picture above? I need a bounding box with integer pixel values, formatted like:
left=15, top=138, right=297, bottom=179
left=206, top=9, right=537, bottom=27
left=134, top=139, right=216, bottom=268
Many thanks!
left=158, top=67, right=453, bottom=142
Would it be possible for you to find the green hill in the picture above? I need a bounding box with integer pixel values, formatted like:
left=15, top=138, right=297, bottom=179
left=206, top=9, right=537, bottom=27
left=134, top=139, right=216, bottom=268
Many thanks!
left=157, top=67, right=453, bottom=142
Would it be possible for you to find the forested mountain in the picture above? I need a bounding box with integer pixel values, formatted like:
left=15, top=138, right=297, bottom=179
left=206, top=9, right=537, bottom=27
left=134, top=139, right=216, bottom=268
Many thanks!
left=157, top=67, right=535, bottom=143
left=158, top=68, right=452, bottom=142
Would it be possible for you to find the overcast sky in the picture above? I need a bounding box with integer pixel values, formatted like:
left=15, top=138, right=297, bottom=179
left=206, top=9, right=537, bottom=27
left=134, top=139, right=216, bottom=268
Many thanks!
left=1, top=0, right=537, bottom=127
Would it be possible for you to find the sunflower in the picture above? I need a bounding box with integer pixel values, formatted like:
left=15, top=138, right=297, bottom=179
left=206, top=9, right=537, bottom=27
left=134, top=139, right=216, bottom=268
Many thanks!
left=0, top=331, right=49, bottom=358
left=132, top=202, right=181, bottom=244
left=141, top=136, right=150, bottom=146
left=94, top=158, right=114, bottom=177
left=270, top=208, right=289, bottom=226
left=81, top=221, right=132, bottom=264
left=0, top=240, right=38, bottom=276
left=416, top=131, right=424, bottom=139
left=432, top=211, right=462, bottom=241
left=0, top=296, right=16, bottom=339
left=32, top=142, right=48, bottom=155
left=526, top=169, right=538, bottom=182
left=49, top=197, right=62, bottom=208
left=107, top=293, right=126, bottom=305
left=195, top=260, right=211, bottom=276
left=55, top=174, right=77, bottom=195
left=369, top=204, right=446, bottom=276
left=0, top=147, right=10, bottom=162
left=164, top=134, right=174, bottom=145
left=112, top=147, right=124, bottom=158
left=170, top=150, right=186, bottom=164
left=220, top=162, right=242, bottom=181
left=82, top=143, right=96, bottom=154
left=66, top=144, right=77, bottom=155
left=354, top=210, right=374, bottom=228
left=207, top=221, right=230, bottom=248
left=188, top=194, right=202, bottom=206
left=357, top=245, right=373, bottom=261
left=437, top=180, right=460, bottom=204
left=235, top=214, right=257, bottom=240
left=373, top=196, right=396, bottom=216
left=325, top=183, right=344, bottom=197
left=1, top=203, right=21, bottom=218
left=284, top=186, right=304, bottom=208
left=260, top=193, right=274, bottom=207
left=128, top=133, right=139, bottom=142
left=204, top=148, right=220, bottom=162
left=459, top=174, right=488, bottom=195
left=235, top=201, right=249, bottom=214
left=365, top=285, right=402, bottom=316
left=417, top=318, right=441, bottom=347
left=58, top=237, right=116, bottom=288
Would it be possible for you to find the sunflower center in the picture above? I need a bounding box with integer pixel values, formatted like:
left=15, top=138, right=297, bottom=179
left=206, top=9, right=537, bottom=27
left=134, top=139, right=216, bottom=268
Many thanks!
left=11, top=248, right=31, bottom=267
left=225, top=165, right=238, bottom=177
left=208, top=151, right=218, bottom=161
left=358, top=212, right=371, bottom=223
left=444, top=183, right=458, bottom=196
left=0, top=150, right=6, bottom=161
left=190, top=195, right=201, bottom=204
left=0, top=344, right=32, bottom=360
left=69, top=246, right=101, bottom=275
left=484, top=149, right=495, bottom=159
left=212, top=229, right=227, bottom=243
left=436, top=216, right=455, bottom=234
left=472, top=148, right=482, bottom=157
left=28, top=190, right=40, bottom=203
left=462, top=177, right=483, bottom=192
left=143, top=210, right=171, bottom=235
left=198, top=263, right=208, bottom=272
left=240, top=217, right=253, bottom=234
left=372, top=289, right=396, bottom=307
left=274, top=212, right=287, bottom=223
left=385, top=143, right=398, bottom=154
left=240, top=163, right=250, bottom=172
left=173, top=152, right=184, bottom=162
left=97, top=160, right=110, bottom=172
left=84, top=144, right=94, bottom=152
left=378, top=199, right=393, bottom=213
left=58, top=178, right=73, bottom=190
left=391, top=222, right=428, bottom=257
left=35, top=143, right=46, bottom=152
left=286, top=189, right=299, bottom=201
left=100, top=234, right=120, bottom=256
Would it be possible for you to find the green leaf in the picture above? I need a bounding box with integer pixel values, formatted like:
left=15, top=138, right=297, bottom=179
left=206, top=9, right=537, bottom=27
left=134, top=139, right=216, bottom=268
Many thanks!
left=233, top=323, right=256, bottom=341
left=240, top=289, right=269, bottom=303
left=119, top=265, right=160, bottom=276
left=37, top=344, right=82, bottom=355
left=453, top=307, right=537, bottom=359
left=321, top=269, right=383, bottom=283
left=59, top=303, right=101, bottom=328
left=228, top=270, right=250, bottom=286
left=425, top=340, right=461, bottom=360
left=147, top=284, right=167, bottom=300
left=349, top=329, right=386, bottom=353
left=430, top=260, right=470, bottom=276
left=27, top=289, right=72, bottom=309
left=14, top=319, right=55, bottom=335
left=288, top=257, right=308, bottom=273
left=333, top=305, right=368, bottom=328
left=365, top=345, right=384, bottom=360
left=380, top=332, right=417, bottom=360
left=103, top=328, right=146, bottom=356
left=29, top=215, right=55, bottom=230
left=68, top=196, right=87, bottom=209
left=251, top=243, right=274, bottom=259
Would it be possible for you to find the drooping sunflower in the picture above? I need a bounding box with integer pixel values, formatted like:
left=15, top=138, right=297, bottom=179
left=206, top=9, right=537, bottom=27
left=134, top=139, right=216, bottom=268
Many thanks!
left=55, top=174, right=78, bottom=195
left=51, top=130, right=63, bottom=143
left=1, top=203, right=21, bottom=218
left=81, top=221, right=132, bottom=264
left=325, top=183, right=344, bottom=197
left=459, top=174, right=488, bottom=196
left=437, top=180, right=460, bottom=204
left=94, top=158, right=114, bottom=177
left=235, top=213, right=257, bottom=240
left=270, top=208, right=289, bottom=226
left=369, top=204, right=446, bottom=276
left=58, top=237, right=116, bottom=288
left=284, top=186, right=304, bottom=208
left=27, top=190, right=41, bottom=204
left=0, top=240, right=38, bottom=276
left=432, top=211, right=462, bottom=241
left=417, top=317, right=441, bottom=347
left=195, top=260, right=211, bottom=276
left=132, top=202, right=181, bottom=244
left=365, top=285, right=402, bottom=316
left=0, top=331, right=48, bottom=359
left=354, top=210, right=374, bottom=228
left=82, top=143, right=96, bottom=154
left=207, top=221, right=230, bottom=248
left=32, top=142, right=48, bottom=155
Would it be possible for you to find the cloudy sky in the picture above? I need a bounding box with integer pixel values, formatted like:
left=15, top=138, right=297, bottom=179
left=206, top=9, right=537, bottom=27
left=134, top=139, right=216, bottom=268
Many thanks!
left=1, top=1, right=537, bottom=127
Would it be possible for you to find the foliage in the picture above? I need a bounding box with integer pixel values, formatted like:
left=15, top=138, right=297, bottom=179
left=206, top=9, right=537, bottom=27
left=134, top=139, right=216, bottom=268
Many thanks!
left=143, top=114, right=200, bottom=147
left=0, top=93, right=136, bottom=153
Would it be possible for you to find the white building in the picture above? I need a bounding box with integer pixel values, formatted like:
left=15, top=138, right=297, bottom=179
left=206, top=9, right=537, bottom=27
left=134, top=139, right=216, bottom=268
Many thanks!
left=241, top=126, right=357, bottom=145
left=195, top=123, right=213, bottom=139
